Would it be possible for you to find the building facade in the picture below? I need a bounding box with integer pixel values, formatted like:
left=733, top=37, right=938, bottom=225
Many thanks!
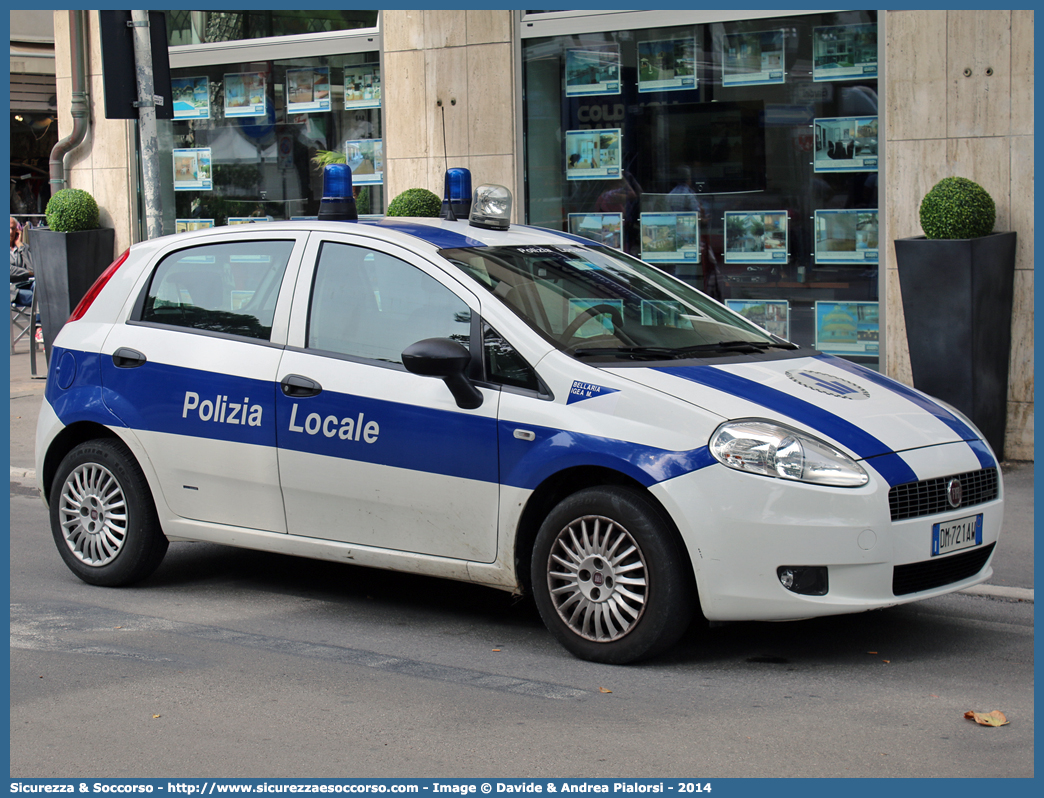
left=47, top=9, right=1033, bottom=459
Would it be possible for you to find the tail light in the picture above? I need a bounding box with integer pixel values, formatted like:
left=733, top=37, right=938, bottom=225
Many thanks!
left=67, top=249, right=130, bottom=323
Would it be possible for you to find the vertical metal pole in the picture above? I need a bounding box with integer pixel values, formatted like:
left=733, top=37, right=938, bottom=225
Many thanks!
left=131, top=10, right=162, bottom=240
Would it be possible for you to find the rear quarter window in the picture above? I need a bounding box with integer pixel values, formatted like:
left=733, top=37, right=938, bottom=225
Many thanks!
left=139, top=240, right=296, bottom=340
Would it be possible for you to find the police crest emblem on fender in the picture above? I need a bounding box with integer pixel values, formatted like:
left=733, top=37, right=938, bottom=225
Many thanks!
left=786, top=370, right=870, bottom=400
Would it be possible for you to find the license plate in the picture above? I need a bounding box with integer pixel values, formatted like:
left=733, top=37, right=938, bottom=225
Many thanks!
left=932, top=514, right=983, bottom=556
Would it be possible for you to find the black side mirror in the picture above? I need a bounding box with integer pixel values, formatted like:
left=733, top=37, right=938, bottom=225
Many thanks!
left=401, top=338, right=483, bottom=410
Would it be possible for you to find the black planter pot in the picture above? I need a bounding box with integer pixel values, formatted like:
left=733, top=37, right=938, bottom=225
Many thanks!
left=895, top=231, right=1017, bottom=460
left=29, top=227, right=116, bottom=363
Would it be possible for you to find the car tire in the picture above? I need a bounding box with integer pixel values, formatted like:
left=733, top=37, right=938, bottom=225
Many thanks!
left=49, top=438, right=168, bottom=587
left=531, top=486, right=695, bottom=664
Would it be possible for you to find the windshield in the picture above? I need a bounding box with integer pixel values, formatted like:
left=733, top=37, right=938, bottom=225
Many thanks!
left=440, top=244, right=790, bottom=360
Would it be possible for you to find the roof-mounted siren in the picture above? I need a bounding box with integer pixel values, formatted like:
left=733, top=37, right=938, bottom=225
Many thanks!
left=468, top=183, right=512, bottom=231
left=440, top=168, right=472, bottom=222
left=317, top=164, right=358, bottom=222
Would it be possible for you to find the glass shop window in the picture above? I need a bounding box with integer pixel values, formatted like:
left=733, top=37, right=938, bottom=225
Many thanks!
left=162, top=10, right=379, bottom=46
left=521, top=10, right=881, bottom=368
left=163, top=50, right=384, bottom=233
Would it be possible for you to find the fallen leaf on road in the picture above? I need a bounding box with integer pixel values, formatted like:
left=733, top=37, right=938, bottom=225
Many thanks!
left=152, top=714, right=161, bottom=719
left=964, top=710, right=1009, bottom=727
left=599, top=687, right=612, bottom=693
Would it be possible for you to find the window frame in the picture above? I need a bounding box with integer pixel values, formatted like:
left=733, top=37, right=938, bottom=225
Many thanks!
left=129, top=231, right=308, bottom=347
left=285, top=231, right=487, bottom=375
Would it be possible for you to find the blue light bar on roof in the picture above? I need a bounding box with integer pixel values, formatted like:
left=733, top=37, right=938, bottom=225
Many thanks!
left=318, top=164, right=358, bottom=222
left=441, top=168, right=473, bottom=221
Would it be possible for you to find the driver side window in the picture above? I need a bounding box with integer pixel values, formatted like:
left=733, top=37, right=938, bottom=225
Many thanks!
left=307, top=242, right=471, bottom=364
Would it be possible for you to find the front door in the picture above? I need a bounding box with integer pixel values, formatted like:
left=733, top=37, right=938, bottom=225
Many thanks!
left=275, top=234, right=501, bottom=562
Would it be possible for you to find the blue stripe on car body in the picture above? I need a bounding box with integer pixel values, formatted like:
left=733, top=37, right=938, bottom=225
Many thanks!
left=46, top=349, right=129, bottom=430
left=360, top=219, right=489, bottom=249
left=818, top=354, right=996, bottom=470
left=50, top=348, right=718, bottom=489
left=498, top=423, right=717, bottom=490
left=655, top=363, right=919, bottom=487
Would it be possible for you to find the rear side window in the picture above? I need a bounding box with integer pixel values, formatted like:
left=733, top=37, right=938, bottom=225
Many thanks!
left=140, top=240, right=295, bottom=340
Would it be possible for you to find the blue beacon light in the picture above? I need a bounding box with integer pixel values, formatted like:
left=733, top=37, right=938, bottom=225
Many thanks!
left=318, top=163, right=358, bottom=221
left=441, top=168, right=472, bottom=221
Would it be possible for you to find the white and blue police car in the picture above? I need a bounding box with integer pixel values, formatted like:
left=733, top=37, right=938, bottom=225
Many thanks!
left=36, top=167, right=1003, bottom=663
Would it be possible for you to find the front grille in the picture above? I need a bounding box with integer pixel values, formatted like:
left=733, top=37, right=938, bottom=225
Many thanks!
left=892, top=542, right=995, bottom=596
left=889, top=468, right=998, bottom=521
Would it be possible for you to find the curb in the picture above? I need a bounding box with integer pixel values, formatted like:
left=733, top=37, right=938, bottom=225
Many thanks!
left=958, top=584, right=1034, bottom=603
left=8, top=464, right=1034, bottom=604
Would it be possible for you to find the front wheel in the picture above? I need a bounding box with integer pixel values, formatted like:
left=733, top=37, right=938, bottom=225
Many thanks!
left=531, top=487, right=695, bottom=664
left=50, top=438, right=168, bottom=586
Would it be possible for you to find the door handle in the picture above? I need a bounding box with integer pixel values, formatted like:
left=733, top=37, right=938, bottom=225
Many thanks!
left=280, top=374, right=322, bottom=397
left=112, top=348, right=147, bottom=368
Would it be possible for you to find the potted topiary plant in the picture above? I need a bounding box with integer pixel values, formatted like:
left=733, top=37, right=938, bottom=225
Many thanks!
left=30, top=187, right=117, bottom=361
left=386, top=188, right=442, bottom=218
left=894, top=176, right=1017, bottom=459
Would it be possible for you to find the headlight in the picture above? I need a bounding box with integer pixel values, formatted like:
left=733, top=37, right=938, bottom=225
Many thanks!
left=709, top=419, right=869, bottom=487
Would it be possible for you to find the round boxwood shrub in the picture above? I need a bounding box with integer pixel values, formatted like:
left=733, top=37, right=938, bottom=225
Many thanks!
left=387, top=188, right=441, bottom=217
left=45, top=188, right=101, bottom=233
left=919, top=176, right=996, bottom=239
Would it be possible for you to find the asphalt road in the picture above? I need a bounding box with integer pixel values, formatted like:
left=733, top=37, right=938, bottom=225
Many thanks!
left=8, top=488, right=1034, bottom=780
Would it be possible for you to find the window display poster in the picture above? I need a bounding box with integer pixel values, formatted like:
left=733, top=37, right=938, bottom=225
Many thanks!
left=814, top=116, right=878, bottom=172
left=640, top=212, right=700, bottom=264
left=568, top=213, right=623, bottom=249
left=172, top=76, right=210, bottom=120
left=638, top=38, right=697, bottom=93
left=565, top=46, right=621, bottom=97
left=724, top=211, right=788, bottom=264
left=565, top=129, right=622, bottom=181
left=344, top=64, right=381, bottom=109
left=286, top=67, right=330, bottom=113
left=228, top=217, right=274, bottom=225
left=175, top=218, right=215, bottom=233
left=725, top=299, right=790, bottom=340
left=224, top=72, right=266, bottom=118
left=345, top=139, right=384, bottom=185
left=815, top=301, right=879, bottom=356
left=814, top=209, right=879, bottom=264
left=813, top=23, right=878, bottom=82
left=722, top=30, right=785, bottom=87
left=173, top=148, right=212, bottom=191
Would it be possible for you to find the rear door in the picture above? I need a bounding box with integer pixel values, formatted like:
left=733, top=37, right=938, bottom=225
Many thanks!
left=275, top=233, right=501, bottom=562
left=101, top=233, right=306, bottom=533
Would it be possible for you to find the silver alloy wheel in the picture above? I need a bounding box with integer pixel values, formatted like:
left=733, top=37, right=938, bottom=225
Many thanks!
left=546, top=514, right=649, bottom=642
left=58, top=462, right=129, bottom=567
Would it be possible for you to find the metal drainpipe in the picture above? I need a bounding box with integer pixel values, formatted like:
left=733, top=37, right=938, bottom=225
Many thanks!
left=48, top=9, right=90, bottom=197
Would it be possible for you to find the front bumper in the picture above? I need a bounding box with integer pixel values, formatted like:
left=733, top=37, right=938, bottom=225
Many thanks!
left=651, top=441, right=1003, bottom=622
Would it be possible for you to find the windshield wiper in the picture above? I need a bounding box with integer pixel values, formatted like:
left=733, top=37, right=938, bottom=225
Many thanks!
left=571, top=340, right=799, bottom=360
left=571, top=346, right=680, bottom=360
left=674, top=340, right=799, bottom=355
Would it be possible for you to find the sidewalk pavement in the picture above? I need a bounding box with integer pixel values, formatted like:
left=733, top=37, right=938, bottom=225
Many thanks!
left=9, top=343, right=1034, bottom=600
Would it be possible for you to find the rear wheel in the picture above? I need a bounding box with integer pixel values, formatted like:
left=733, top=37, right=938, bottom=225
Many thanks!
left=50, top=439, right=168, bottom=586
left=531, top=486, right=694, bottom=664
